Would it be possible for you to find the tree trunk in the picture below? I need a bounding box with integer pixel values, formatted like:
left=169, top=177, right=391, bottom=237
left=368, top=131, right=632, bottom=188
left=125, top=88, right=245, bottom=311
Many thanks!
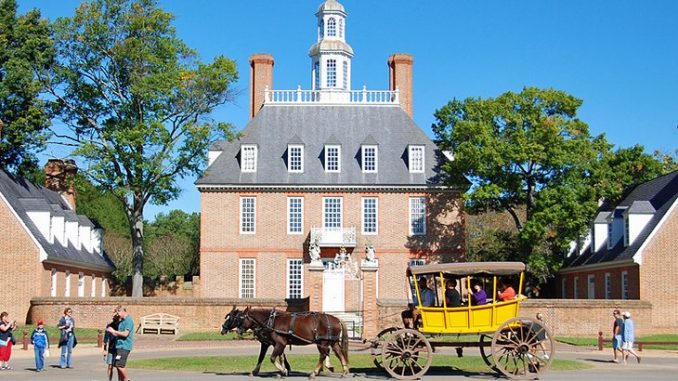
left=130, top=206, right=145, bottom=297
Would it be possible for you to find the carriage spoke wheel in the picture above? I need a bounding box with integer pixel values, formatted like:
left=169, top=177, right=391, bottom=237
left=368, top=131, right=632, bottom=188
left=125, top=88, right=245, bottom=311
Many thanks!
left=380, top=328, right=433, bottom=380
left=479, top=333, right=496, bottom=369
left=371, top=327, right=399, bottom=369
left=491, top=317, right=555, bottom=380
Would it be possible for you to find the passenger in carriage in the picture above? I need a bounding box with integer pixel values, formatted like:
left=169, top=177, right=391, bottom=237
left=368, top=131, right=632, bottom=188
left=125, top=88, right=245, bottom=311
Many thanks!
left=402, top=277, right=435, bottom=329
left=497, top=278, right=516, bottom=301
left=468, top=280, right=487, bottom=305
left=445, top=279, right=462, bottom=307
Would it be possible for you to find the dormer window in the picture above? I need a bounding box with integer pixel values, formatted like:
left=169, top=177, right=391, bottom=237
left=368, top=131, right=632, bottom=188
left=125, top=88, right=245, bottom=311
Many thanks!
left=241, top=144, right=257, bottom=172
left=325, top=145, right=341, bottom=172
left=607, top=222, right=613, bottom=249
left=408, top=145, right=425, bottom=173
left=624, top=215, right=630, bottom=247
left=362, top=145, right=378, bottom=173
left=327, top=17, right=336, bottom=37
left=288, top=144, right=304, bottom=173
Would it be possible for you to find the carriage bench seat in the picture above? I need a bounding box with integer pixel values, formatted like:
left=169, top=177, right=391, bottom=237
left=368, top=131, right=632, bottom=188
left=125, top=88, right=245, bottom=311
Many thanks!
left=140, top=313, right=179, bottom=335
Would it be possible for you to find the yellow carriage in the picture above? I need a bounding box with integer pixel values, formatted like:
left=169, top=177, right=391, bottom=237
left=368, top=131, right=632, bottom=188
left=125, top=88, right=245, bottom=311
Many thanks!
left=369, top=262, right=554, bottom=380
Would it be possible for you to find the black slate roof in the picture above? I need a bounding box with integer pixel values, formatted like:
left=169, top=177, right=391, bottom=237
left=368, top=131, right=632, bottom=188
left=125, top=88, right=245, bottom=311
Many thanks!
left=564, top=170, right=678, bottom=268
left=0, top=169, right=115, bottom=272
left=197, top=105, right=464, bottom=189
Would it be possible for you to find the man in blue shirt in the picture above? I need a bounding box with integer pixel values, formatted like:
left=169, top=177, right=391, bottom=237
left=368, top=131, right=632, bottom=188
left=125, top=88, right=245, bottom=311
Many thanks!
left=106, top=305, right=134, bottom=381
left=621, top=311, right=641, bottom=364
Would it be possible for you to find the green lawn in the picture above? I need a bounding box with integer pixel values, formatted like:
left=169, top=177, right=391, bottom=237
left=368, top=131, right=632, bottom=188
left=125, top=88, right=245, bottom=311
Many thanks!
left=176, top=331, right=254, bottom=341
left=557, top=334, right=678, bottom=350
left=128, top=354, right=590, bottom=374
left=15, top=324, right=101, bottom=344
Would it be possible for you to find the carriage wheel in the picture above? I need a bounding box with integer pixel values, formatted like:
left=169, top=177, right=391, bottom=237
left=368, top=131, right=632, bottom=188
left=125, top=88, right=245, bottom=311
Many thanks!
left=380, top=328, right=433, bottom=380
left=479, top=333, right=496, bottom=368
left=371, top=327, right=399, bottom=369
left=491, top=317, right=555, bottom=380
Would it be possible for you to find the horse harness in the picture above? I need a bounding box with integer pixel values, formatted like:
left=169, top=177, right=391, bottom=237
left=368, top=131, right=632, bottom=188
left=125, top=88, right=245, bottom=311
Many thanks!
left=245, top=309, right=340, bottom=344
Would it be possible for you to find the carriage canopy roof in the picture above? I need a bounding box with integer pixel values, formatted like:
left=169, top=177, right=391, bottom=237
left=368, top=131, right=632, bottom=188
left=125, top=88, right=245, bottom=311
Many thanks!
left=407, top=262, right=526, bottom=276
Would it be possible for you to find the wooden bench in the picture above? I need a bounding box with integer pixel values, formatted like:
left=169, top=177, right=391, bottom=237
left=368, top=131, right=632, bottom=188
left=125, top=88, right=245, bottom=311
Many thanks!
left=140, top=313, right=179, bottom=335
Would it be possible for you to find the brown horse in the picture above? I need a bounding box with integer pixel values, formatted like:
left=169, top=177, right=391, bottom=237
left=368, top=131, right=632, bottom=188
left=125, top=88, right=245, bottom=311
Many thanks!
left=222, top=307, right=349, bottom=378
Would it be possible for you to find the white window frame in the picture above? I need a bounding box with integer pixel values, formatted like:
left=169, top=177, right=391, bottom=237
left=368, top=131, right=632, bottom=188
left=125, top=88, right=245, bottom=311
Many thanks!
left=287, top=259, right=304, bottom=299
left=362, top=145, right=378, bottom=173
left=65, top=270, right=71, bottom=297
left=239, top=258, right=256, bottom=298
left=240, top=196, right=256, bottom=234
left=621, top=271, right=629, bottom=300
left=342, top=60, right=348, bottom=90
left=409, top=197, right=426, bottom=236
left=573, top=276, right=579, bottom=299
left=325, top=145, right=341, bottom=172
left=587, top=274, right=595, bottom=299
left=327, top=17, right=336, bottom=37
left=241, top=144, right=258, bottom=173
left=362, top=197, right=378, bottom=235
left=91, top=275, right=97, bottom=297
left=51, top=268, right=57, bottom=297
left=323, top=197, right=343, bottom=229
left=287, top=197, right=304, bottom=235
left=624, top=215, right=630, bottom=246
left=314, top=61, right=320, bottom=90
left=339, top=18, right=344, bottom=38
left=288, top=144, right=304, bottom=173
left=604, top=273, right=612, bottom=299
left=408, top=145, right=425, bottom=173
left=101, top=278, right=108, bottom=297
left=327, top=59, right=337, bottom=88
left=78, top=272, right=85, bottom=297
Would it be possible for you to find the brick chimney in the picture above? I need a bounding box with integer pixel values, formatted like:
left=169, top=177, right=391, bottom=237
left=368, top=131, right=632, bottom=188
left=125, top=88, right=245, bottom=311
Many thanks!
left=388, top=53, right=414, bottom=118
left=249, top=53, right=274, bottom=119
left=44, top=159, right=78, bottom=211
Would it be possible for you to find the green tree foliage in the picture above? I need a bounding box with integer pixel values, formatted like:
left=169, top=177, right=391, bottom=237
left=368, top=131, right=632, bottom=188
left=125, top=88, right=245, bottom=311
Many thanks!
left=433, top=87, right=666, bottom=281
left=42, top=0, right=238, bottom=296
left=0, top=0, right=53, bottom=176
left=144, top=210, right=200, bottom=279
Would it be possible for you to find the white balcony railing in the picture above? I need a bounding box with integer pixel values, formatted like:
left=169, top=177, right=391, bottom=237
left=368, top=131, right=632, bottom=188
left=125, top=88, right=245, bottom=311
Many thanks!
left=310, top=226, right=357, bottom=247
left=264, top=86, right=399, bottom=106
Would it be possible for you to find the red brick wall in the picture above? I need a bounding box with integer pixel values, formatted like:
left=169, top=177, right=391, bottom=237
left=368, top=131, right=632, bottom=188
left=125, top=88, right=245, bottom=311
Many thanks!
left=639, top=203, right=678, bottom=328
left=200, top=190, right=464, bottom=300
left=0, top=198, right=41, bottom=323
left=558, top=265, right=640, bottom=300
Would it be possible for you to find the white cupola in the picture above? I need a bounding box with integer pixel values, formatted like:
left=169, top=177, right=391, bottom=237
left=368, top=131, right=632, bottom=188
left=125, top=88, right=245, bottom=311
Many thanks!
left=309, top=0, right=353, bottom=90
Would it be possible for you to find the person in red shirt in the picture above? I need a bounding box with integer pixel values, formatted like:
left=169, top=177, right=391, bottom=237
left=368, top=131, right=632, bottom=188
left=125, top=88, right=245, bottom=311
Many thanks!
left=497, top=279, right=516, bottom=301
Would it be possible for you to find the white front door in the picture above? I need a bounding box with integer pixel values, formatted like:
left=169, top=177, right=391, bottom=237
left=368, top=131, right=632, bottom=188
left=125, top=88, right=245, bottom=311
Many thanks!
left=323, top=267, right=345, bottom=313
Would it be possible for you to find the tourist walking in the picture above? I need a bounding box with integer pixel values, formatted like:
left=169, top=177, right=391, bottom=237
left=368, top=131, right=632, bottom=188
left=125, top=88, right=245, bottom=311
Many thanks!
left=621, top=311, right=641, bottom=364
left=30, top=320, right=50, bottom=372
left=611, top=309, right=623, bottom=363
left=0, top=311, right=17, bottom=370
left=106, top=305, right=134, bottom=381
left=103, top=310, right=121, bottom=381
left=57, top=307, right=76, bottom=369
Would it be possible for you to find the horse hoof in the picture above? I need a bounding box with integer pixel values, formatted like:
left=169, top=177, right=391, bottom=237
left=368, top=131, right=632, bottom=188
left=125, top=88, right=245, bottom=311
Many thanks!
left=308, top=374, right=316, bottom=380
left=249, top=372, right=256, bottom=377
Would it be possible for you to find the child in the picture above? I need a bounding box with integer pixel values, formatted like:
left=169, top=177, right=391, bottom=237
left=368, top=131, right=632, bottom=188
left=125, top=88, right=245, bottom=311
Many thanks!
left=31, top=320, right=50, bottom=372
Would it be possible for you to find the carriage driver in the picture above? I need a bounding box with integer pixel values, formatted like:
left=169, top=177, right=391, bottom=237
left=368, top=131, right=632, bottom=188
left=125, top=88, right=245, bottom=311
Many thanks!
left=402, top=277, right=435, bottom=329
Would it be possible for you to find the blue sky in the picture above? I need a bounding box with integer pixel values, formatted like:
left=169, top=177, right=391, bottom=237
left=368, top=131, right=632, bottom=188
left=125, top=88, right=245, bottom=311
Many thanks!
left=20, top=0, right=678, bottom=220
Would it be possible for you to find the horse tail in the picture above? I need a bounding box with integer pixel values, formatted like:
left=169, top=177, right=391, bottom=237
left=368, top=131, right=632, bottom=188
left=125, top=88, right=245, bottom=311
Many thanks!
left=340, top=321, right=349, bottom=364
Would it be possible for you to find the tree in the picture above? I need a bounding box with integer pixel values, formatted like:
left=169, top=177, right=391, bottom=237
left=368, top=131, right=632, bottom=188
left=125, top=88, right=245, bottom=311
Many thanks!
left=43, top=0, right=238, bottom=296
left=433, top=88, right=608, bottom=280
left=433, top=87, right=668, bottom=281
left=0, top=0, right=53, bottom=176
left=145, top=210, right=200, bottom=279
